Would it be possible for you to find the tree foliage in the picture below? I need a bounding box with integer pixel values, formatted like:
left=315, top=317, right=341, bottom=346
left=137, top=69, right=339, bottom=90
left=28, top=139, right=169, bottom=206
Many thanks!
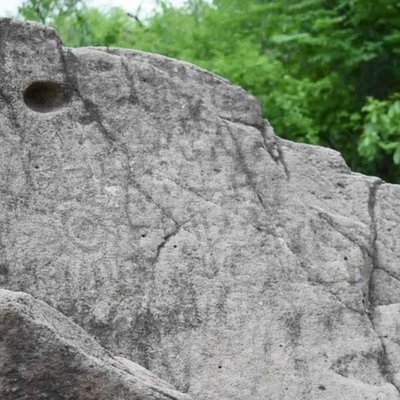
left=17, top=0, right=400, bottom=182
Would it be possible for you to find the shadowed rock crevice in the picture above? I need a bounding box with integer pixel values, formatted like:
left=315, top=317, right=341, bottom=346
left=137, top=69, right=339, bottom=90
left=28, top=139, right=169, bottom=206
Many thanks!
left=120, top=56, right=140, bottom=105
left=57, top=43, right=118, bottom=146
left=220, top=115, right=290, bottom=179
left=367, top=179, right=385, bottom=308
left=364, top=180, right=400, bottom=394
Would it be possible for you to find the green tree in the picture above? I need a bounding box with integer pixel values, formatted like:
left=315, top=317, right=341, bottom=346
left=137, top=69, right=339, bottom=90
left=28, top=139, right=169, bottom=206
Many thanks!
left=18, top=0, right=85, bottom=25
left=358, top=96, right=400, bottom=178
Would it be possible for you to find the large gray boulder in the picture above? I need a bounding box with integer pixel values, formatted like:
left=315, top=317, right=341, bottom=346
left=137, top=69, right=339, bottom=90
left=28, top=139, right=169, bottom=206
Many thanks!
left=1, top=17, right=400, bottom=399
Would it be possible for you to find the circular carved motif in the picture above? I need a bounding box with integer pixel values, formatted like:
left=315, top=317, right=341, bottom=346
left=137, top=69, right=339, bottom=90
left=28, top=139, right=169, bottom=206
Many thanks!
left=60, top=204, right=108, bottom=251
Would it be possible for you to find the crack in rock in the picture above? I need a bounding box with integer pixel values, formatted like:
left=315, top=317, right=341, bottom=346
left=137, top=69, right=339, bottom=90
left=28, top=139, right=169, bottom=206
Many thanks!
left=365, top=179, right=400, bottom=394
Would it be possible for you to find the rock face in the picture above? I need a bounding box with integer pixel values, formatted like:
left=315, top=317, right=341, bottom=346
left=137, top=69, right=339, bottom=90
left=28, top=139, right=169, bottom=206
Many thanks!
left=0, top=289, right=191, bottom=400
left=1, top=17, right=400, bottom=400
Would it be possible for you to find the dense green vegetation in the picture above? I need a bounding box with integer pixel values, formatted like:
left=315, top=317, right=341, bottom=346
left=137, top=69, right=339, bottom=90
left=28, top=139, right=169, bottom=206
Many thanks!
left=17, top=0, right=400, bottom=182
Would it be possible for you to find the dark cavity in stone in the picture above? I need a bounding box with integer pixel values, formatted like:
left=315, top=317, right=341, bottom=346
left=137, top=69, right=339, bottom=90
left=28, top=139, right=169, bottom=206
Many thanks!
left=23, top=81, right=71, bottom=112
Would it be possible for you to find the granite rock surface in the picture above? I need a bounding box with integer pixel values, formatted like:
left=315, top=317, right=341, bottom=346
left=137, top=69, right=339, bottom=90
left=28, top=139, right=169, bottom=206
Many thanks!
left=1, top=17, right=400, bottom=400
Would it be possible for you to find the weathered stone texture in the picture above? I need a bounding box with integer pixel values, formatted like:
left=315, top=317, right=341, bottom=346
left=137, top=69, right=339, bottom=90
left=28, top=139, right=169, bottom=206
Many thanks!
left=1, top=17, right=400, bottom=400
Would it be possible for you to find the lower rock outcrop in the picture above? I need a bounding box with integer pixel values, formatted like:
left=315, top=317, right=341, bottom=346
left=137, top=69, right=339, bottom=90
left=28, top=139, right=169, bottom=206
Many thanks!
left=0, top=289, right=191, bottom=400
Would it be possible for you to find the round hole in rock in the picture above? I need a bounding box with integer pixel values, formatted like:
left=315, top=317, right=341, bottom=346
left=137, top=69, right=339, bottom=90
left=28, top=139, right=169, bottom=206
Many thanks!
left=23, top=81, right=71, bottom=112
